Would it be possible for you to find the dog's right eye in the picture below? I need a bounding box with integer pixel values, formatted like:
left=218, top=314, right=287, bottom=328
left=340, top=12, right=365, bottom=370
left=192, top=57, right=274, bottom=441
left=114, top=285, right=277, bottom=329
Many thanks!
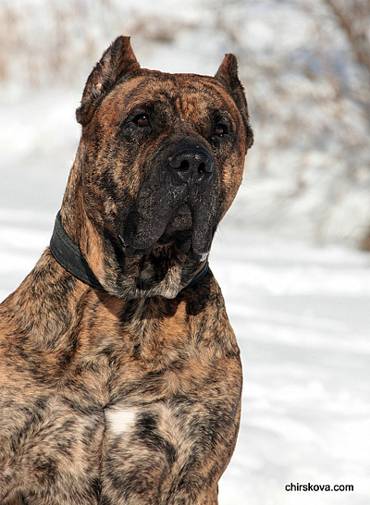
left=133, top=113, right=150, bottom=128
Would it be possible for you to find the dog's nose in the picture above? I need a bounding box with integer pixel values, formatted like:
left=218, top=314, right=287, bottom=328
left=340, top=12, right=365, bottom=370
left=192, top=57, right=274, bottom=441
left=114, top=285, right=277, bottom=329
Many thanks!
left=168, top=148, right=214, bottom=184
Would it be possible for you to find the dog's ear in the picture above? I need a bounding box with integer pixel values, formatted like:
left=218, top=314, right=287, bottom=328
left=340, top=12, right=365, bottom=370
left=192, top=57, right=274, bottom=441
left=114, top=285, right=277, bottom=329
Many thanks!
left=215, top=54, right=253, bottom=149
left=76, top=36, right=140, bottom=126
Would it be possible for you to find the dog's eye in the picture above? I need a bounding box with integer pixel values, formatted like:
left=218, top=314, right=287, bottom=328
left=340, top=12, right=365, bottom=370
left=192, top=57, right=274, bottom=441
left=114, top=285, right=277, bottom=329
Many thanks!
left=133, top=113, right=150, bottom=128
left=213, top=121, right=229, bottom=137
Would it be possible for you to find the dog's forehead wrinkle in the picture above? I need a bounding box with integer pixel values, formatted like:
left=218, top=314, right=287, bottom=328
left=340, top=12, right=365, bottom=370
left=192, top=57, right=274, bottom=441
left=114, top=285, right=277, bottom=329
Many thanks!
left=120, top=75, right=176, bottom=101
left=118, top=73, right=221, bottom=103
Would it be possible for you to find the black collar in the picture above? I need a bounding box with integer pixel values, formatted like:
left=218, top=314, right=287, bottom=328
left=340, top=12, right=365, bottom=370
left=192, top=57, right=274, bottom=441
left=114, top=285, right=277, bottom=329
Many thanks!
left=49, top=212, right=209, bottom=293
left=50, top=212, right=103, bottom=290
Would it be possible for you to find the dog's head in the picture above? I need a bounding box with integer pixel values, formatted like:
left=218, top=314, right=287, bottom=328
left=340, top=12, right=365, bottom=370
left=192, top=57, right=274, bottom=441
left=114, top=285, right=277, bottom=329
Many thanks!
left=61, top=36, right=253, bottom=299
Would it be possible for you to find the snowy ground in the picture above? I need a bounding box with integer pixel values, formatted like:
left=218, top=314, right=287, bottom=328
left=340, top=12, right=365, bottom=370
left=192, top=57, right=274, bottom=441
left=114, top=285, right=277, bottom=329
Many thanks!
left=212, top=226, right=370, bottom=505
left=1, top=90, right=370, bottom=504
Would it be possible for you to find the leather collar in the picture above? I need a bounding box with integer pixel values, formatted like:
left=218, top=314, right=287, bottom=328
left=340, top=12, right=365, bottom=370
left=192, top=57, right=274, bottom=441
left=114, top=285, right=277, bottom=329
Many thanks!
left=49, top=212, right=209, bottom=293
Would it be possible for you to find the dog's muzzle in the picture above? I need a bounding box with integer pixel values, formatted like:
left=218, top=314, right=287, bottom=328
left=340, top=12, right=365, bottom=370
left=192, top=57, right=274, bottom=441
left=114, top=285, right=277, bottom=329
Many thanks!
left=120, top=136, right=220, bottom=257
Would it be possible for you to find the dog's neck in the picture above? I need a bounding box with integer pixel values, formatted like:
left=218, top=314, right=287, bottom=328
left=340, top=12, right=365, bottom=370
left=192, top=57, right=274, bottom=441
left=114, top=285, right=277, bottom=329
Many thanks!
left=1, top=247, right=212, bottom=363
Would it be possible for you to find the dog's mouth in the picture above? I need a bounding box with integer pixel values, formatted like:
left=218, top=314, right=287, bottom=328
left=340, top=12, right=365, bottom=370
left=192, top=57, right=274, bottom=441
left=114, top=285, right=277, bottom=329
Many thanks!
left=123, top=206, right=196, bottom=292
left=111, top=198, right=216, bottom=297
left=121, top=195, right=217, bottom=259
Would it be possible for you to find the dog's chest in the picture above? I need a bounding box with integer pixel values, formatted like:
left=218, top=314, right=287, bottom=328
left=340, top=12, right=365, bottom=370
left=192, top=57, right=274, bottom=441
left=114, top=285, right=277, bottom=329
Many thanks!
left=63, top=297, right=197, bottom=408
left=0, top=292, right=242, bottom=503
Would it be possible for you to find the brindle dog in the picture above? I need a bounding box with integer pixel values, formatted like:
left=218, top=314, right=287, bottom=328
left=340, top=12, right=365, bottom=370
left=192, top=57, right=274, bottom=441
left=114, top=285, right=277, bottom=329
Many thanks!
left=0, top=36, right=253, bottom=505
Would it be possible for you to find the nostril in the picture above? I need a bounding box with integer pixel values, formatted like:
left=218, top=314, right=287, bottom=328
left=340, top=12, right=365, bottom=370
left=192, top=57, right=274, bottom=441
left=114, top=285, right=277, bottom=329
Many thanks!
left=198, top=162, right=206, bottom=175
left=179, top=159, right=189, bottom=171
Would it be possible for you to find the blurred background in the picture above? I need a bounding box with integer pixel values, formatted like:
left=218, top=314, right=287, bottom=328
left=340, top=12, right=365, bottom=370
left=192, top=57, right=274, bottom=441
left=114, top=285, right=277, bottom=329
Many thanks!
left=0, top=0, right=369, bottom=504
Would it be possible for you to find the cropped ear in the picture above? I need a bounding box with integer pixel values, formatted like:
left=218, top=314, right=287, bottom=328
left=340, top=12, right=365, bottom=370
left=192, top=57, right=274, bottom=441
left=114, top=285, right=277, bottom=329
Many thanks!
left=215, top=54, right=253, bottom=149
left=76, top=36, right=140, bottom=126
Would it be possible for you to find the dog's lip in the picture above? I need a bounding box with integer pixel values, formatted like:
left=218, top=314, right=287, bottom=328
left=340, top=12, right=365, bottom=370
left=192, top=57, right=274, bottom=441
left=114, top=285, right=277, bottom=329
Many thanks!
left=158, top=229, right=192, bottom=245
left=119, top=229, right=192, bottom=255
left=118, top=203, right=213, bottom=257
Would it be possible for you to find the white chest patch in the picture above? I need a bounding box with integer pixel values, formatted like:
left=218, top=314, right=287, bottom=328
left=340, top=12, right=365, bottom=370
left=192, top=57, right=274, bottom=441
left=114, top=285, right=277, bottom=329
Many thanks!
left=105, top=407, right=137, bottom=436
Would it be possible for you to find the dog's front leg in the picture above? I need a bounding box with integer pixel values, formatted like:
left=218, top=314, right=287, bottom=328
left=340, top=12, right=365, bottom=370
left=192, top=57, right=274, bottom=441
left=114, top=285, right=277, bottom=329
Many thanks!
left=166, top=484, right=219, bottom=505
left=164, top=405, right=240, bottom=505
left=102, top=382, right=241, bottom=505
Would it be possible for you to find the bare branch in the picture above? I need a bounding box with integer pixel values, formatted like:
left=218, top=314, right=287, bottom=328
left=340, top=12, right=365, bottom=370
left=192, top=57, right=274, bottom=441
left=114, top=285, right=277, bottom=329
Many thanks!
left=324, top=0, right=370, bottom=74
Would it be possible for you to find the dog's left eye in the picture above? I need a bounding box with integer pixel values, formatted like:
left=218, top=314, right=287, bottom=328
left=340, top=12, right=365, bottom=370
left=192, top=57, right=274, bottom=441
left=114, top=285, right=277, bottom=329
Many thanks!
left=213, top=121, right=229, bottom=137
left=133, top=113, right=150, bottom=128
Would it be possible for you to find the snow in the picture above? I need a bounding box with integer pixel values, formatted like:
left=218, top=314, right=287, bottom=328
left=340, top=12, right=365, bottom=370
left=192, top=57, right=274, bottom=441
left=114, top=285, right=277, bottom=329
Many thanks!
left=1, top=0, right=370, bottom=502
left=1, top=92, right=369, bottom=504
left=211, top=223, right=370, bottom=505
left=2, top=0, right=370, bottom=245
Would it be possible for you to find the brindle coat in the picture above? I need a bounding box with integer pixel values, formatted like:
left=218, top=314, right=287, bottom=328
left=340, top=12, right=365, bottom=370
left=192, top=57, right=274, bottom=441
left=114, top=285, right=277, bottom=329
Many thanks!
left=0, top=36, right=253, bottom=505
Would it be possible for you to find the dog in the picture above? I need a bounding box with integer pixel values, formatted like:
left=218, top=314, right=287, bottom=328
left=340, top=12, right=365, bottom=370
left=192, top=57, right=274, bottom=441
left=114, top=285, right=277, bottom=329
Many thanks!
left=0, top=36, right=253, bottom=505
